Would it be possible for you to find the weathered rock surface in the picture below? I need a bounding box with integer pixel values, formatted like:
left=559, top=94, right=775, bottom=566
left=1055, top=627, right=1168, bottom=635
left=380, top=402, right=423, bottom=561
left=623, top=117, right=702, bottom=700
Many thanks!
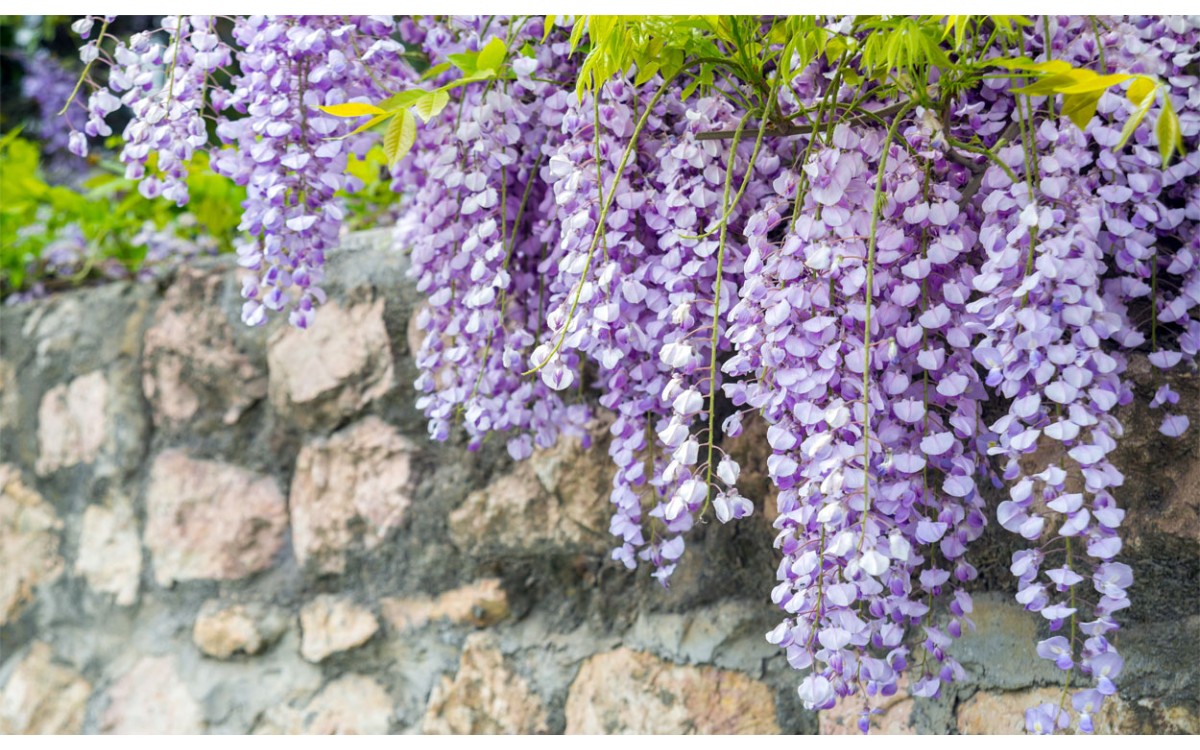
left=193, top=600, right=287, bottom=659
left=958, top=687, right=1198, bottom=735
left=100, top=656, right=204, bottom=734
left=35, top=371, right=109, bottom=474
left=255, top=674, right=393, bottom=734
left=145, top=451, right=287, bottom=585
left=819, top=677, right=914, bottom=735
left=290, top=417, right=414, bottom=574
left=565, top=647, right=780, bottom=734
left=421, top=633, right=548, bottom=734
left=0, top=642, right=90, bottom=734
left=267, top=298, right=394, bottom=429
left=299, top=595, right=380, bottom=663
left=75, top=495, right=141, bottom=606
left=142, top=267, right=266, bottom=428
left=957, top=687, right=1062, bottom=734
left=381, top=578, right=509, bottom=632
left=449, top=433, right=611, bottom=557
left=0, top=465, right=63, bottom=625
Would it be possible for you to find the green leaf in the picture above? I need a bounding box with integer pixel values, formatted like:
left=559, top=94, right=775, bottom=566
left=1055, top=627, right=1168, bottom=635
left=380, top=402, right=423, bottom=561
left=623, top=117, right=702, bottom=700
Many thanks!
left=345, top=112, right=392, bottom=137
left=477, top=36, right=507, bottom=73
left=448, top=51, right=478, bottom=75
left=681, top=74, right=702, bottom=101
left=634, top=61, right=659, bottom=86
left=419, top=62, right=452, bottom=82
left=1155, top=96, right=1184, bottom=168
left=0, top=125, right=26, bottom=151
left=378, top=90, right=425, bottom=111
left=383, top=110, right=417, bottom=171
left=1061, top=91, right=1103, bottom=130
left=413, top=90, right=450, bottom=122
left=992, top=57, right=1073, bottom=74
left=317, top=102, right=385, bottom=118
left=441, top=68, right=496, bottom=92
left=1113, top=86, right=1156, bottom=152
left=542, top=15, right=556, bottom=42
left=568, top=18, right=587, bottom=54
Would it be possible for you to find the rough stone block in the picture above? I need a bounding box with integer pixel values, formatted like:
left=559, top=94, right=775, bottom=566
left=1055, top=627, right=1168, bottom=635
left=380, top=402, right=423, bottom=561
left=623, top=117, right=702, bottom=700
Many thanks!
left=193, top=599, right=288, bottom=659
left=290, top=417, right=414, bottom=574
left=267, top=299, right=394, bottom=429
left=0, top=642, right=90, bottom=734
left=565, top=647, right=780, bottom=734
left=75, top=495, right=141, bottom=606
left=421, top=632, right=549, bottom=734
left=0, top=465, right=63, bottom=625
left=299, top=595, right=379, bottom=663
left=145, top=451, right=287, bottom=586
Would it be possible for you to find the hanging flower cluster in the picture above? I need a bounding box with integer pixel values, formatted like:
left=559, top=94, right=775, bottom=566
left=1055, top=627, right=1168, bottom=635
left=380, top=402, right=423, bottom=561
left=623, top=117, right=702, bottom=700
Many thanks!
left=68, top=14, right=1198, bottom=734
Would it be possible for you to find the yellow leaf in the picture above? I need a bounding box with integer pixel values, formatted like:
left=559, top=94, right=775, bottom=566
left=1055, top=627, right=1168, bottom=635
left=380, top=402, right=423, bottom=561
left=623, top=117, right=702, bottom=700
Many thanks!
left=1011, top=71, right=1090, bottom=97
left=1054, top=73, right=1131, bottom=95
left=1127, top=77, right=1155, bottom=105
left=317, top=102, right=385, bottom=118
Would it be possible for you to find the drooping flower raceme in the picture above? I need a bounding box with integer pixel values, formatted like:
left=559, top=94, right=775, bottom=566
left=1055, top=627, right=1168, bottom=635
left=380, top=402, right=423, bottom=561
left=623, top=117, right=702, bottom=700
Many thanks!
left=65, top=14, right=1199, bottom=734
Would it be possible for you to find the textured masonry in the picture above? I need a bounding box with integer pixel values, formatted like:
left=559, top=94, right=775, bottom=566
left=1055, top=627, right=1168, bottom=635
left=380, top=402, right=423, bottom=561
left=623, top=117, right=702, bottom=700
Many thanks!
left=0, top=234, right=1195, bottom=734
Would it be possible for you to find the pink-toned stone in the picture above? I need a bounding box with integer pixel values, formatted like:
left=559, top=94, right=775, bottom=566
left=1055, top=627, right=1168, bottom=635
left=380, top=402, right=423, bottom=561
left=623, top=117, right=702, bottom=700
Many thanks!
left=100, top=656, right=204, bottom=734
left=958, top=688, right=1197, bottom=735
left=820, top=677, right=914, bottom=734
left=267, top=299, right=394, bottom=427
left=565, top=647, right=780, bottom=734
left=0, top=642, right=91, bottom=734
left=145, top=451, right=287, bottom=586
left=381, top=578, right=509, bottom=632
left=0, top=465, right=63, bottom=626
left=142, top=268, right=266, bottom=427
left=75, top=495, right=141, bottom=606
left=36, top=370, right=109, bottom=474
left=421, top=632, right=549, bottom=734
left=193, top=599, right=287, bottom=659
left=957, top=688, right=1062, bottom=734
left=255, top=675, right=393, bottom=734
left=449, top=432, right=611, bottom=555
left=290, top=417, right=414, bottom=574
left=299, top=595, right=379, bottom=663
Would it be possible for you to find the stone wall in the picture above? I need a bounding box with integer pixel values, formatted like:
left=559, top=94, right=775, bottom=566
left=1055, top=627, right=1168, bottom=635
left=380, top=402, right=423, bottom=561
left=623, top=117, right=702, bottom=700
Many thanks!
left=1, top=232, right=1196, bottom=735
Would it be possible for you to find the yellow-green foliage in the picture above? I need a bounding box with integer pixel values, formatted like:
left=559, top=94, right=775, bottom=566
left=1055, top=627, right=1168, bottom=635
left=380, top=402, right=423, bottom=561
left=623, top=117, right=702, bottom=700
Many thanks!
left=0, top=132, right=244, bottom=293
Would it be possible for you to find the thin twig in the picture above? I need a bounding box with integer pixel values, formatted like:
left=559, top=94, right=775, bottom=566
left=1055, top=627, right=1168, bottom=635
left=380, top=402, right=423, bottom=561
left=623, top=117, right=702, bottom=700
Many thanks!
left=694, top=100, right=910, bottom=141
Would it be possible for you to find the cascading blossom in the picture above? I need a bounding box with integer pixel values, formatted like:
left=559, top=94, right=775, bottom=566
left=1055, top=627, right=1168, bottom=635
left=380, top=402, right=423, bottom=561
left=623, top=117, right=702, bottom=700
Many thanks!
left=65, top=14, right=1199, bottom=734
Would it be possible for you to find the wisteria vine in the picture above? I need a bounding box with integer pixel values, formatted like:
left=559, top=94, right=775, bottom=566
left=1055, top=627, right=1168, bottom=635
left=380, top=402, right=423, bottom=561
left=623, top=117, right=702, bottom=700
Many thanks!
left=65, top=14, right=1199, bottom=734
